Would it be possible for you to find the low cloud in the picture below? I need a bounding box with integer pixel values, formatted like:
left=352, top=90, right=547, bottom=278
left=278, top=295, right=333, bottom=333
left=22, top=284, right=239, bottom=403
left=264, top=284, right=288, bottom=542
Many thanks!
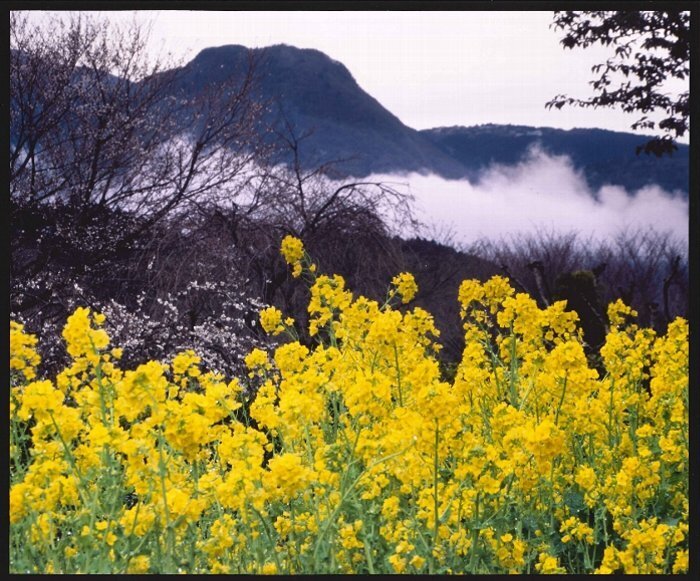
left=369, top=147, right=689, bottom=249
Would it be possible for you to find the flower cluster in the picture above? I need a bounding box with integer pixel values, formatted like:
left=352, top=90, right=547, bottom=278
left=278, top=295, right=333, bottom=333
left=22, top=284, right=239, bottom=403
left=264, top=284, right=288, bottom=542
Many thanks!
left=259, top=306, right=295, bottom=337
left=280, top=234, right=306, bottom=278
left=390, top=272, right=418, bottom=304
left=10, top=321, right=41, bottom=383
left=9, top=237, right=688, bottom=574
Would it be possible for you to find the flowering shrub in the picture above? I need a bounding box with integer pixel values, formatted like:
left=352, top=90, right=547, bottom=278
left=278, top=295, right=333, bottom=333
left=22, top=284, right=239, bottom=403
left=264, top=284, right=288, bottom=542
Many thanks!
left=12, top=278, right=272, bottom=380
left=9, top=237, right=688, bottom=574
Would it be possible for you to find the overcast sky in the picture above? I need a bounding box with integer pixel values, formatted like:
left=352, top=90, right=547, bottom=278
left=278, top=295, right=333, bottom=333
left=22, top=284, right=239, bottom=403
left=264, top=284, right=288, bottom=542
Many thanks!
left=23, top=9, right=689, bottom=140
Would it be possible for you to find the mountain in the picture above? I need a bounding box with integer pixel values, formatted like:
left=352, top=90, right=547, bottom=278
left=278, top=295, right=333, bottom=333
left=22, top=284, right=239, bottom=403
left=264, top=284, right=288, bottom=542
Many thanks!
left=177, top=44, right=688, bottom=195
left=12, top=43, right=689, bottom=196
left=176, top=44, right=468, bottom=178
left=420, top=124, right=689, bottom=196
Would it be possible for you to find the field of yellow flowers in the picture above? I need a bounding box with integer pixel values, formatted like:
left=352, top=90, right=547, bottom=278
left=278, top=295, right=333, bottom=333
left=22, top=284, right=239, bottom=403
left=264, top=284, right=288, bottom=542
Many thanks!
left=10, top=236, right=688, bottom=574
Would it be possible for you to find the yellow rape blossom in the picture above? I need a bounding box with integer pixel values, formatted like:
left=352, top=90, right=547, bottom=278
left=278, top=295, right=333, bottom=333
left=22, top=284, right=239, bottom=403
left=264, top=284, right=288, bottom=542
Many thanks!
left=280, top=235, right=304, bottom=265
left=391, top=272, right=418, bottom=304
left=535, top=552, right=566, bottom=574
left=126, top=556, right=150, bottom=574
left=8, top=242, right=688, bottom=575
left=10, top=321, right=41, bottom=382
left=280, top=235, right=305, bottom=278
left=62, top=307, right=110, bottom=363
left=259, top=306, right=288, bottom=335
left=607, top=298, right=638, bottom=327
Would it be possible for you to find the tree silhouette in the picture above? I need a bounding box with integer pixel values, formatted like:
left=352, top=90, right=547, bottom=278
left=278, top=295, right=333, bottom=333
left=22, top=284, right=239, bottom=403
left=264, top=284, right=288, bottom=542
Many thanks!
left=10, top=12, right=266, bottom=259
left=547, top=10, right=689, bottom=156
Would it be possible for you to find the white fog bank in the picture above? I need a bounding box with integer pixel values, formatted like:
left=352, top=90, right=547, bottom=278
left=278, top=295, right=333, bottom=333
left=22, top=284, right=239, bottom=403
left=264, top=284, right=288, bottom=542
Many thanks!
left=369, top=148, right=689, bottom=248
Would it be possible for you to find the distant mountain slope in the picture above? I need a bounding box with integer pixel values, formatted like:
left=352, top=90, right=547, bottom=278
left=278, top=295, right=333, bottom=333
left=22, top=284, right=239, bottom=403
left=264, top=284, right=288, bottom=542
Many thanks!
left=13, top=43, right=689, bottom=196
left=177, top=44, right=468, bottom=178
left=421, top=124, right=689, bottom=196
left=180, top=45, right=688, bottom=195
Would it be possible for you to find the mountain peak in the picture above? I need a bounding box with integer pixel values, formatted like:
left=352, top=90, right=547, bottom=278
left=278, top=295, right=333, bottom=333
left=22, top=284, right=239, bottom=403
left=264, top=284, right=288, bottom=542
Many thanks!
left=191, top=43, right=352, bottom=78
left=158, top=45, right=691, bottom=190
left=178, top=42, right=467, bottom=178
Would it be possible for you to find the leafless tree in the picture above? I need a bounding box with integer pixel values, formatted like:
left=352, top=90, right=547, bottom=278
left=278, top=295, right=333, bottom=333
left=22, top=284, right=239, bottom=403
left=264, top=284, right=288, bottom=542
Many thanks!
left=185, top=120, right=419, bottom=307
left=10, top=12, right=267, bottom=260
left=476, top=227, right=687, bottom=332
left=10, top=11, right=273, bottom=330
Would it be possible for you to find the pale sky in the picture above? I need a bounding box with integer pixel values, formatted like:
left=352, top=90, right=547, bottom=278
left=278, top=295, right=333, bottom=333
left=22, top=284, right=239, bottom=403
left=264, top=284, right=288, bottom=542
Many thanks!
left=23, top=9, right=689, bottom=140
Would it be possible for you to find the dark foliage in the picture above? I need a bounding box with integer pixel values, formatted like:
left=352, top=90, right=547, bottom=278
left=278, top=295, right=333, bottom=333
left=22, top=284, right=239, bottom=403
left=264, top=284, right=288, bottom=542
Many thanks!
left=547, top=10, right=690, bottom=157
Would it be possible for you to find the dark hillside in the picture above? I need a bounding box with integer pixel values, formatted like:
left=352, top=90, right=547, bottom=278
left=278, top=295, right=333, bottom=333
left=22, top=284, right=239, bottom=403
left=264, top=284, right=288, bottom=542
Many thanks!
left=175, top=44, right=468, bottom=178
left=421, top=124, right=689, bottom=195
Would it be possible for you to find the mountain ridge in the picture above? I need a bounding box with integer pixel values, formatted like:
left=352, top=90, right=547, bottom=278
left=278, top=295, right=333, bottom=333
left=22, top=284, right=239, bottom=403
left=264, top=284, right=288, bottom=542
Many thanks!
left=420, top=123, right=689, bottom=195
left=12, top=43, right=689, bottom=196
left=175, top=44, right=468, bottom=178
left=178, top=43, right=688, bottom=195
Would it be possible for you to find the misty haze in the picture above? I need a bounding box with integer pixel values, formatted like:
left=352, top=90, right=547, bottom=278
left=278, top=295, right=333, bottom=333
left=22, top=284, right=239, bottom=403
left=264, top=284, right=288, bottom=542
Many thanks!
left=373, top=146, right=688, bottom=247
